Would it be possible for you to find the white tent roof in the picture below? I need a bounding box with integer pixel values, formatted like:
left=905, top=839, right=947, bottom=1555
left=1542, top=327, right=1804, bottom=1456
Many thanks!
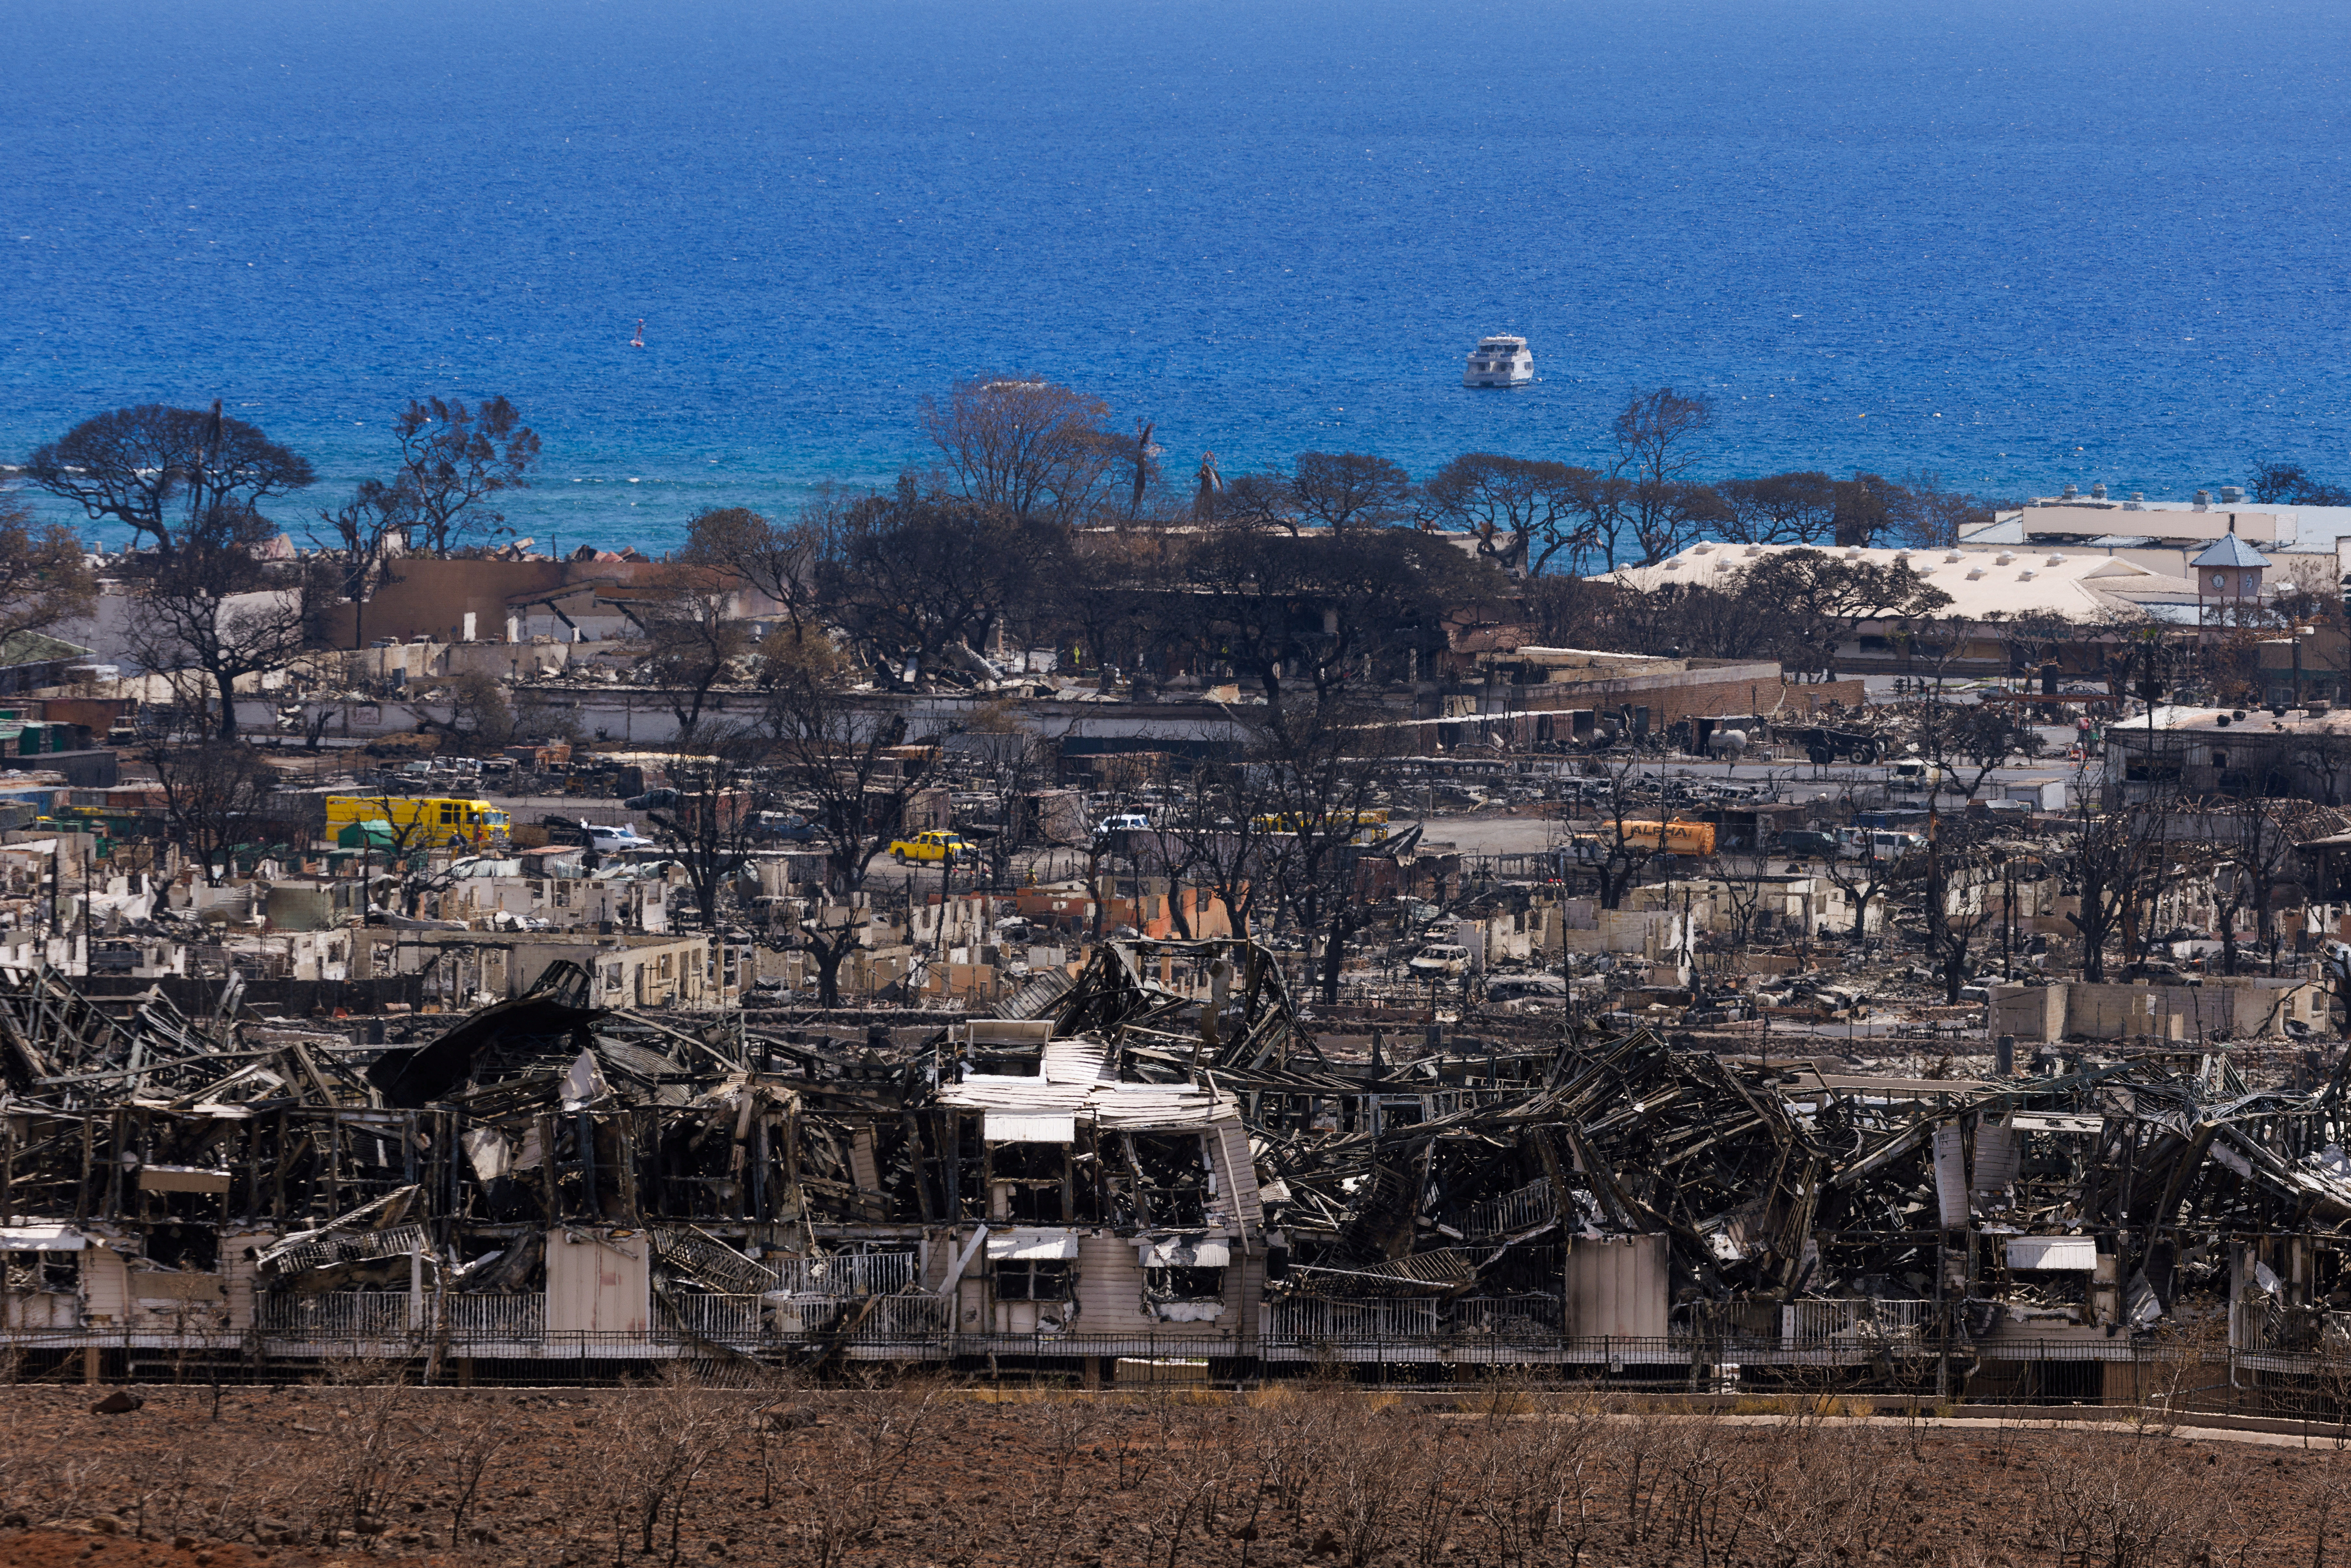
left=1609, top=542, right=2195, bottom=621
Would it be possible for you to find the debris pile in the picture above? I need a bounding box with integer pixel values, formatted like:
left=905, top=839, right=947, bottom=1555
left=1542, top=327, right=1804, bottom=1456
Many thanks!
left=0, top=941, right=2349, bottom=1394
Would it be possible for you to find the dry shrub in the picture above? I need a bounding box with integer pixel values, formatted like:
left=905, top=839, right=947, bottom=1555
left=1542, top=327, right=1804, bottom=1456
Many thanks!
left=299, top=1371, right=426, bottom=1550
left=1464, top=1408, right=1606, bottom=1568
left=626, top=1371, right=741, bottom=1563
left=2034, top=1428, right=2236, bottom=1568
left=1138, top=1402, right=1240, bottom=1568
left=94, top=1396, right=299, bottom=1547
left=1734, top=1420, right=1924, bottom=1568
left=785, top=1373, right=947, bottom=1568
left=427, top=1393, right=508, bottom=1549
left=1245, top=1378, right=1347, bottom=1526
left=1322, top=1402, right=1414, bottom=1567
left=1033, top=1391, right=1099, bottom=1503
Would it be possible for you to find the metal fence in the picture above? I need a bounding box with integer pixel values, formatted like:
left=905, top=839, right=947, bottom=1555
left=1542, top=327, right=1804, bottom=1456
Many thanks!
left=438, top=1294, right=547, bottom=1341
left=1780, top=1299, right=1935, bottom=1346
left=2232, top=1299, right=2351, bottom=1357
left=256, top=1292, right=416, bottom=1338
left=665, top=1294, right=765, bottom=1343
left=1465, top=1180, right=1556, bottom=1239
left=16, top=1325, right=2351, bottom=1415
left=1446, top=1295, right=1566, bottom=1341
left=1267, top=1298, right=1439, bottom=1342
left=769, top=1251, right=920, bottom=1298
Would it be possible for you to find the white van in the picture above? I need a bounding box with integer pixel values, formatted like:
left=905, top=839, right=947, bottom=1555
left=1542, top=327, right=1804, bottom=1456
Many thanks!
left=1888, top=756, right=1945, bottom=788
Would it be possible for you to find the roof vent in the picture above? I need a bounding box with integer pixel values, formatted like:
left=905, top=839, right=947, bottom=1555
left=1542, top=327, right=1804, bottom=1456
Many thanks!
left=1743, top=545, right=1762, bottom=557
left=1995, top=552, right=2015, bottom=565
left=1944, top=551, right=1962, bottom=562
left=1844, top=547, right=1861, bottom=559
left=2091, top=483, right=2107, bottom=499
left=2046, top=554, right=2066, bottom=565
left=2062, top=484, right=2079, bottom=499
left=1693, top=542, right=1712, bottom=554
left=1966, top=568, right=1986, bottom=581
left=2221, top=486, right=2245, bottom=504
left=2017, top=569, right=2035, bottom=581
left=2194, top=490, right=2212, bottom=510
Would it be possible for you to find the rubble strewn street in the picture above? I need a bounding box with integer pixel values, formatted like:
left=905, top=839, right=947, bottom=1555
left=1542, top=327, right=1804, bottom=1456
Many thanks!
left=0, top=908, right=2348, bottom=1415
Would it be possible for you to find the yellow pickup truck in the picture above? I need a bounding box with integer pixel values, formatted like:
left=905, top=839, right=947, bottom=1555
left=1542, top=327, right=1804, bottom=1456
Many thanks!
left=888, top=829, right=970, bottom=865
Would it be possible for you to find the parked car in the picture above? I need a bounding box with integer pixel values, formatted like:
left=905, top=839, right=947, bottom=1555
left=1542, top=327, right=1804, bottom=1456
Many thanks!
left=888, top=829, right=971, bottom=865
left=1887, top=756, right=1946, bottom=789
left=1484, top=974, right=1567, bottom=1004
left=1096, top=812, right=1151, bottom=836
left=580, top=821, right=654, bottom=851
left=751, top=811, right=819, bottom=843
left=1408, top=943, right=1471, bottom=978
left=625, top=788, right=680, bottom=812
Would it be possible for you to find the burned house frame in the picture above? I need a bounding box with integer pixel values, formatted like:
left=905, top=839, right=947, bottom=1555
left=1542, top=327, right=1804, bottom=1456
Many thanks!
left=2, top=940, right=2351, bottom=1406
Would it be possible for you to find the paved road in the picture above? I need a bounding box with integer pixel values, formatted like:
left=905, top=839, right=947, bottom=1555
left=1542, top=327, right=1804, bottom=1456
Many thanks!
left=1407, top=748, right=2105, bottom=857
left=472, top=748, right=2102, bottom=873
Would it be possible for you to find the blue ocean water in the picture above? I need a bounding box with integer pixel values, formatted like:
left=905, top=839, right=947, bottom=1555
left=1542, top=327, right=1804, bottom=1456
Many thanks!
left=4, top=0, right=2347, bottom=557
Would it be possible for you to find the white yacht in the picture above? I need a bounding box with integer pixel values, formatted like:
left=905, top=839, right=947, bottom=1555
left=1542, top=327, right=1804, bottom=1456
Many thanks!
left=1463, top=334, right=1534, bottom=387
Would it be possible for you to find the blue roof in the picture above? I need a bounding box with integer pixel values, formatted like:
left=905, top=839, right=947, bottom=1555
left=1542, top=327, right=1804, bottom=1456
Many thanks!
left=2191, top=532, right=2269, bottom=568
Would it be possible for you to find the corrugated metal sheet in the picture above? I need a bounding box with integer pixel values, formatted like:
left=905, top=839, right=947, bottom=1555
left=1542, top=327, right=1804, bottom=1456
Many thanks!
left=983, top=1111, right=1077, bottom=1144
left=1972, top=1120, right=2020, bottom=1193
left=2007, top=1235, right=2098, bottom=1269
left=2012, top=1112, right=2104, bottom=1134
left=993, top=970, right=1072, bottom=1021
left=941, top=1030, right=1237, bottom=1127
left=1933, top=1125, right=1970, bottom=1227
left=1563, top=1234, right=1668, bottom=1338
left=986, top=1227, right=1079, bottom=1260
left=1213, top=1121, right=1262, bottom=1237
left=0, top=1224, right=83, bottom=1249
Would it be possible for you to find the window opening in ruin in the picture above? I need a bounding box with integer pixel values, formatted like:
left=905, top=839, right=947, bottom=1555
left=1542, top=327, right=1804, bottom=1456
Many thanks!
left=993, top=1259, right=1072, bottom=1301
left=1144, top=1264, right=1223, bottom=1300
left=990, top=1141, right=1067, bottom=1223
left=1120, top=1133, right=1211, bottom=1227
left=967, top=1044, right=1044, bottom=1077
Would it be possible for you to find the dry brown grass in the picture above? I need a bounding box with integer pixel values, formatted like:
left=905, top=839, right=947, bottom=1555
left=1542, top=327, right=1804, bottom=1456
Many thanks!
left=0, top=1376, right=2338, bottom=1568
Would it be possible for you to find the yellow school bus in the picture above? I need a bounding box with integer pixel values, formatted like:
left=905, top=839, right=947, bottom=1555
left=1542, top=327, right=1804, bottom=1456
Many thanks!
left=324, top=795, right=513, bottom=850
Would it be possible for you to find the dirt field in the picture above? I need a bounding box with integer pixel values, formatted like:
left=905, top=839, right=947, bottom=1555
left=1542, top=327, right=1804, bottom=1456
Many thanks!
left=0, top=1380, right=2346, bottom=1568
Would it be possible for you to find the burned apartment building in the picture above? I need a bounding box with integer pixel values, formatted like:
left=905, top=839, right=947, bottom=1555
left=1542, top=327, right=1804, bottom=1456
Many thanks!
left=6, top=937, right=2351, bottom=1405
